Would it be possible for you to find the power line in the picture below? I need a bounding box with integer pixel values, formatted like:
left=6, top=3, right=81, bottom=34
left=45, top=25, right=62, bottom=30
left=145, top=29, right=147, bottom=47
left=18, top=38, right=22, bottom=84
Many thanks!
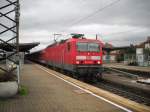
left=102, top=28, right=145, bottom=37
left=68, top=0, right=121, bottom=27
left=58, top=0, right=121, bottom=39
left=63, top=28, right=133, bottom=41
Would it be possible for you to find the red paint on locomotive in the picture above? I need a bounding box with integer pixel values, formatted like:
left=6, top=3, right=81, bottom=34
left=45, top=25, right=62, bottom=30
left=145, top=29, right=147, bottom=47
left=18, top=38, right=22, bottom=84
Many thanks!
left=40, top=36, right=103, bottom=78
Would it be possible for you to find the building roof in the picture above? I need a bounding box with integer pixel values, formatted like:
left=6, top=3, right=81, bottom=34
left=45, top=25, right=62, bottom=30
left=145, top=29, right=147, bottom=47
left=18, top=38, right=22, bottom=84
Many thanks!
left=0, top=42, right=40, bottom=52
left=136, top=37, right=150, bottom=48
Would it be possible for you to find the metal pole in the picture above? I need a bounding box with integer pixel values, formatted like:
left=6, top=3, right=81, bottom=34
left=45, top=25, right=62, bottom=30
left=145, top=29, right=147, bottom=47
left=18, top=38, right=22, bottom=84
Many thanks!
left=17, top=65, right=20, bottom=84
left=16, top=0, right=20, bottom=56
left=96, top=34, right=98, bottom=40
left=16, top=0, right=20, bottom=84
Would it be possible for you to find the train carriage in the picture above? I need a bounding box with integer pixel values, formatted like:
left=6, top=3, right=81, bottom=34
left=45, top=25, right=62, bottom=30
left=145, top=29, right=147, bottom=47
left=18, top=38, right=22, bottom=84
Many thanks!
left=40, top=35, right=103, bottom=80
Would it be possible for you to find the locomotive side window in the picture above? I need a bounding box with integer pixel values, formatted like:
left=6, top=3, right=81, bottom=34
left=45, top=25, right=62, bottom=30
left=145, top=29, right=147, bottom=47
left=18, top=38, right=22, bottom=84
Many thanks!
left=77, top=42, right=100, bottom=52
left=67, top=43, right=71, bottom=52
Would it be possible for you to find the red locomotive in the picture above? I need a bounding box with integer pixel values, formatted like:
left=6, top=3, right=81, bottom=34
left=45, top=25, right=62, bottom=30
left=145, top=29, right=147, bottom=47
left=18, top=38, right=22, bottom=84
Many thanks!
left=39, top=34, right=103, bottom=80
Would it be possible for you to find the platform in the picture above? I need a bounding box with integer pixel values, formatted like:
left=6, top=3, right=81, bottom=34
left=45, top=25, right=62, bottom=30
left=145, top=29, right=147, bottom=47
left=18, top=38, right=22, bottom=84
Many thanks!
left=0, top=64, right=131, bottom=112
left=103, top=63, right=150, bottom=72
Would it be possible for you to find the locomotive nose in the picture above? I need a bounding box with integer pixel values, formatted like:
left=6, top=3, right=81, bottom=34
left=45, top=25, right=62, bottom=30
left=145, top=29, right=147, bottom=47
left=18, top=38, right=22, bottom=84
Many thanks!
left=76, top=55, right=101, bottom=64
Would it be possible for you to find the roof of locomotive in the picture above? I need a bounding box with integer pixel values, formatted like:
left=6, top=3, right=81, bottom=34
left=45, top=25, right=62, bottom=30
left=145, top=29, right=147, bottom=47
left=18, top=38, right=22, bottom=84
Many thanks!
left=69, top=37, right=102, bottom=43
left=46, top=37, right=102, bottom=48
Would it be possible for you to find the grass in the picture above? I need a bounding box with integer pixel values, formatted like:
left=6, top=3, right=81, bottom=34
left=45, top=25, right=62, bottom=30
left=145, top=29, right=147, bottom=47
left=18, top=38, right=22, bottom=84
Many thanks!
left=18, top=85, right=28, bottom=96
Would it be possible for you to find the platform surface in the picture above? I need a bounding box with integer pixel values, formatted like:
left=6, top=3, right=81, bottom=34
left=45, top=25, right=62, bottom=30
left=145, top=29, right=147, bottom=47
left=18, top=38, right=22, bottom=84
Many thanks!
left=0, top=64, right=129, bottom=112
left=104, top=63, right=150, bottom=72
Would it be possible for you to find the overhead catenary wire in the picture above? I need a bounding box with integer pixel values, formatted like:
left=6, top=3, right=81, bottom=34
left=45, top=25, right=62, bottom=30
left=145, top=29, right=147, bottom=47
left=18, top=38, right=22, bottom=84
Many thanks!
left=102, top=29, right=141, bottom=37
left=99, top=24, right=149, bottom=41
left=59, top=0, right=121, bottom=39
left=62, top=0, right=147, bottom=41
left=67, top=0, right=121, bottom=28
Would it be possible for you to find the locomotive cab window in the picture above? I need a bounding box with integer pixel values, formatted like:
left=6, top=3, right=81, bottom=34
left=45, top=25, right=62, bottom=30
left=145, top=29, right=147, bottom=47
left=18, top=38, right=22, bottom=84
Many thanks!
left=88, top=43, right=100, bottom=52
left=77, top=42, right=87, bottom=52
left=77, top=42, right=100, bottom=52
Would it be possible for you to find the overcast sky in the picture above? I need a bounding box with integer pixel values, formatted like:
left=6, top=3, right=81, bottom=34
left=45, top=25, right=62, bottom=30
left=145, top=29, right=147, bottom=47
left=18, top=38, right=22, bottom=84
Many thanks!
left=2, top=0, right=150, bottom=51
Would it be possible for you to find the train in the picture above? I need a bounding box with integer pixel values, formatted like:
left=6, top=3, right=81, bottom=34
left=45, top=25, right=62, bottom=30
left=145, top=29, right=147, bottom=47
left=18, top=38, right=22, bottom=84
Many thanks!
left=29, top=34, right=103, bottom=81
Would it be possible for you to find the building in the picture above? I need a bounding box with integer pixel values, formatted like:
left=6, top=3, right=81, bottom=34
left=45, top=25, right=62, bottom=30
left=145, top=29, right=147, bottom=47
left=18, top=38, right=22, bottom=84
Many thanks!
left=123, top=44, right=136, bottom=65
left=136, top=37, right=150, bottom=66
left=102, top=36, right=150, bottom=66
left=103, top=43, right=119, bottom=63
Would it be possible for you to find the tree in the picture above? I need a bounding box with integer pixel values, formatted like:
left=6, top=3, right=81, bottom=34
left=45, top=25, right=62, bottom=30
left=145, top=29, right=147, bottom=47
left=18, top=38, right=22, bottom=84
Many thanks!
left=144, top=48, right=150, bottom=61
left=124, top=45, right=137, bottom=65
left=125, top=44, right=136, bottom=54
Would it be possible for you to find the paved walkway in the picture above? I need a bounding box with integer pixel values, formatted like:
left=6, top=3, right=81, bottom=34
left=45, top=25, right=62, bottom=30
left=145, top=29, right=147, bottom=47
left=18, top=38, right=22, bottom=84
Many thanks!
left=0, top=64, right=127, bottom=112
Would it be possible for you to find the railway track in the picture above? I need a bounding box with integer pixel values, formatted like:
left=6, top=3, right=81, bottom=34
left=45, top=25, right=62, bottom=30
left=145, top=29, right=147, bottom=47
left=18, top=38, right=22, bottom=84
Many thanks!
left=95, top=68, right=150, bottom=106
left=94, top=80, right=150, bottom=106
left=68, top=70, right=150, bottom=106
left=52, top=66, right=150, bottom=106
left=63, top=68, right=150, bottom=106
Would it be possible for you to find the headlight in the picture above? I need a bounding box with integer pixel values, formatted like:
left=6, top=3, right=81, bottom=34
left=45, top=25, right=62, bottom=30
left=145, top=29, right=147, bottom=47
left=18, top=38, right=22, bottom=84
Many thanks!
left=97, top=61, right=101, bottom=64
left=76, top=61, right=80, bottom=64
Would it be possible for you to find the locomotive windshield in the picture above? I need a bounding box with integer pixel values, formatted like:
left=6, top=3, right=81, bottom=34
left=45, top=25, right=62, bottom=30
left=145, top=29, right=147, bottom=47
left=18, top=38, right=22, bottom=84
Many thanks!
left=77, top=42, right=100, bottom=52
